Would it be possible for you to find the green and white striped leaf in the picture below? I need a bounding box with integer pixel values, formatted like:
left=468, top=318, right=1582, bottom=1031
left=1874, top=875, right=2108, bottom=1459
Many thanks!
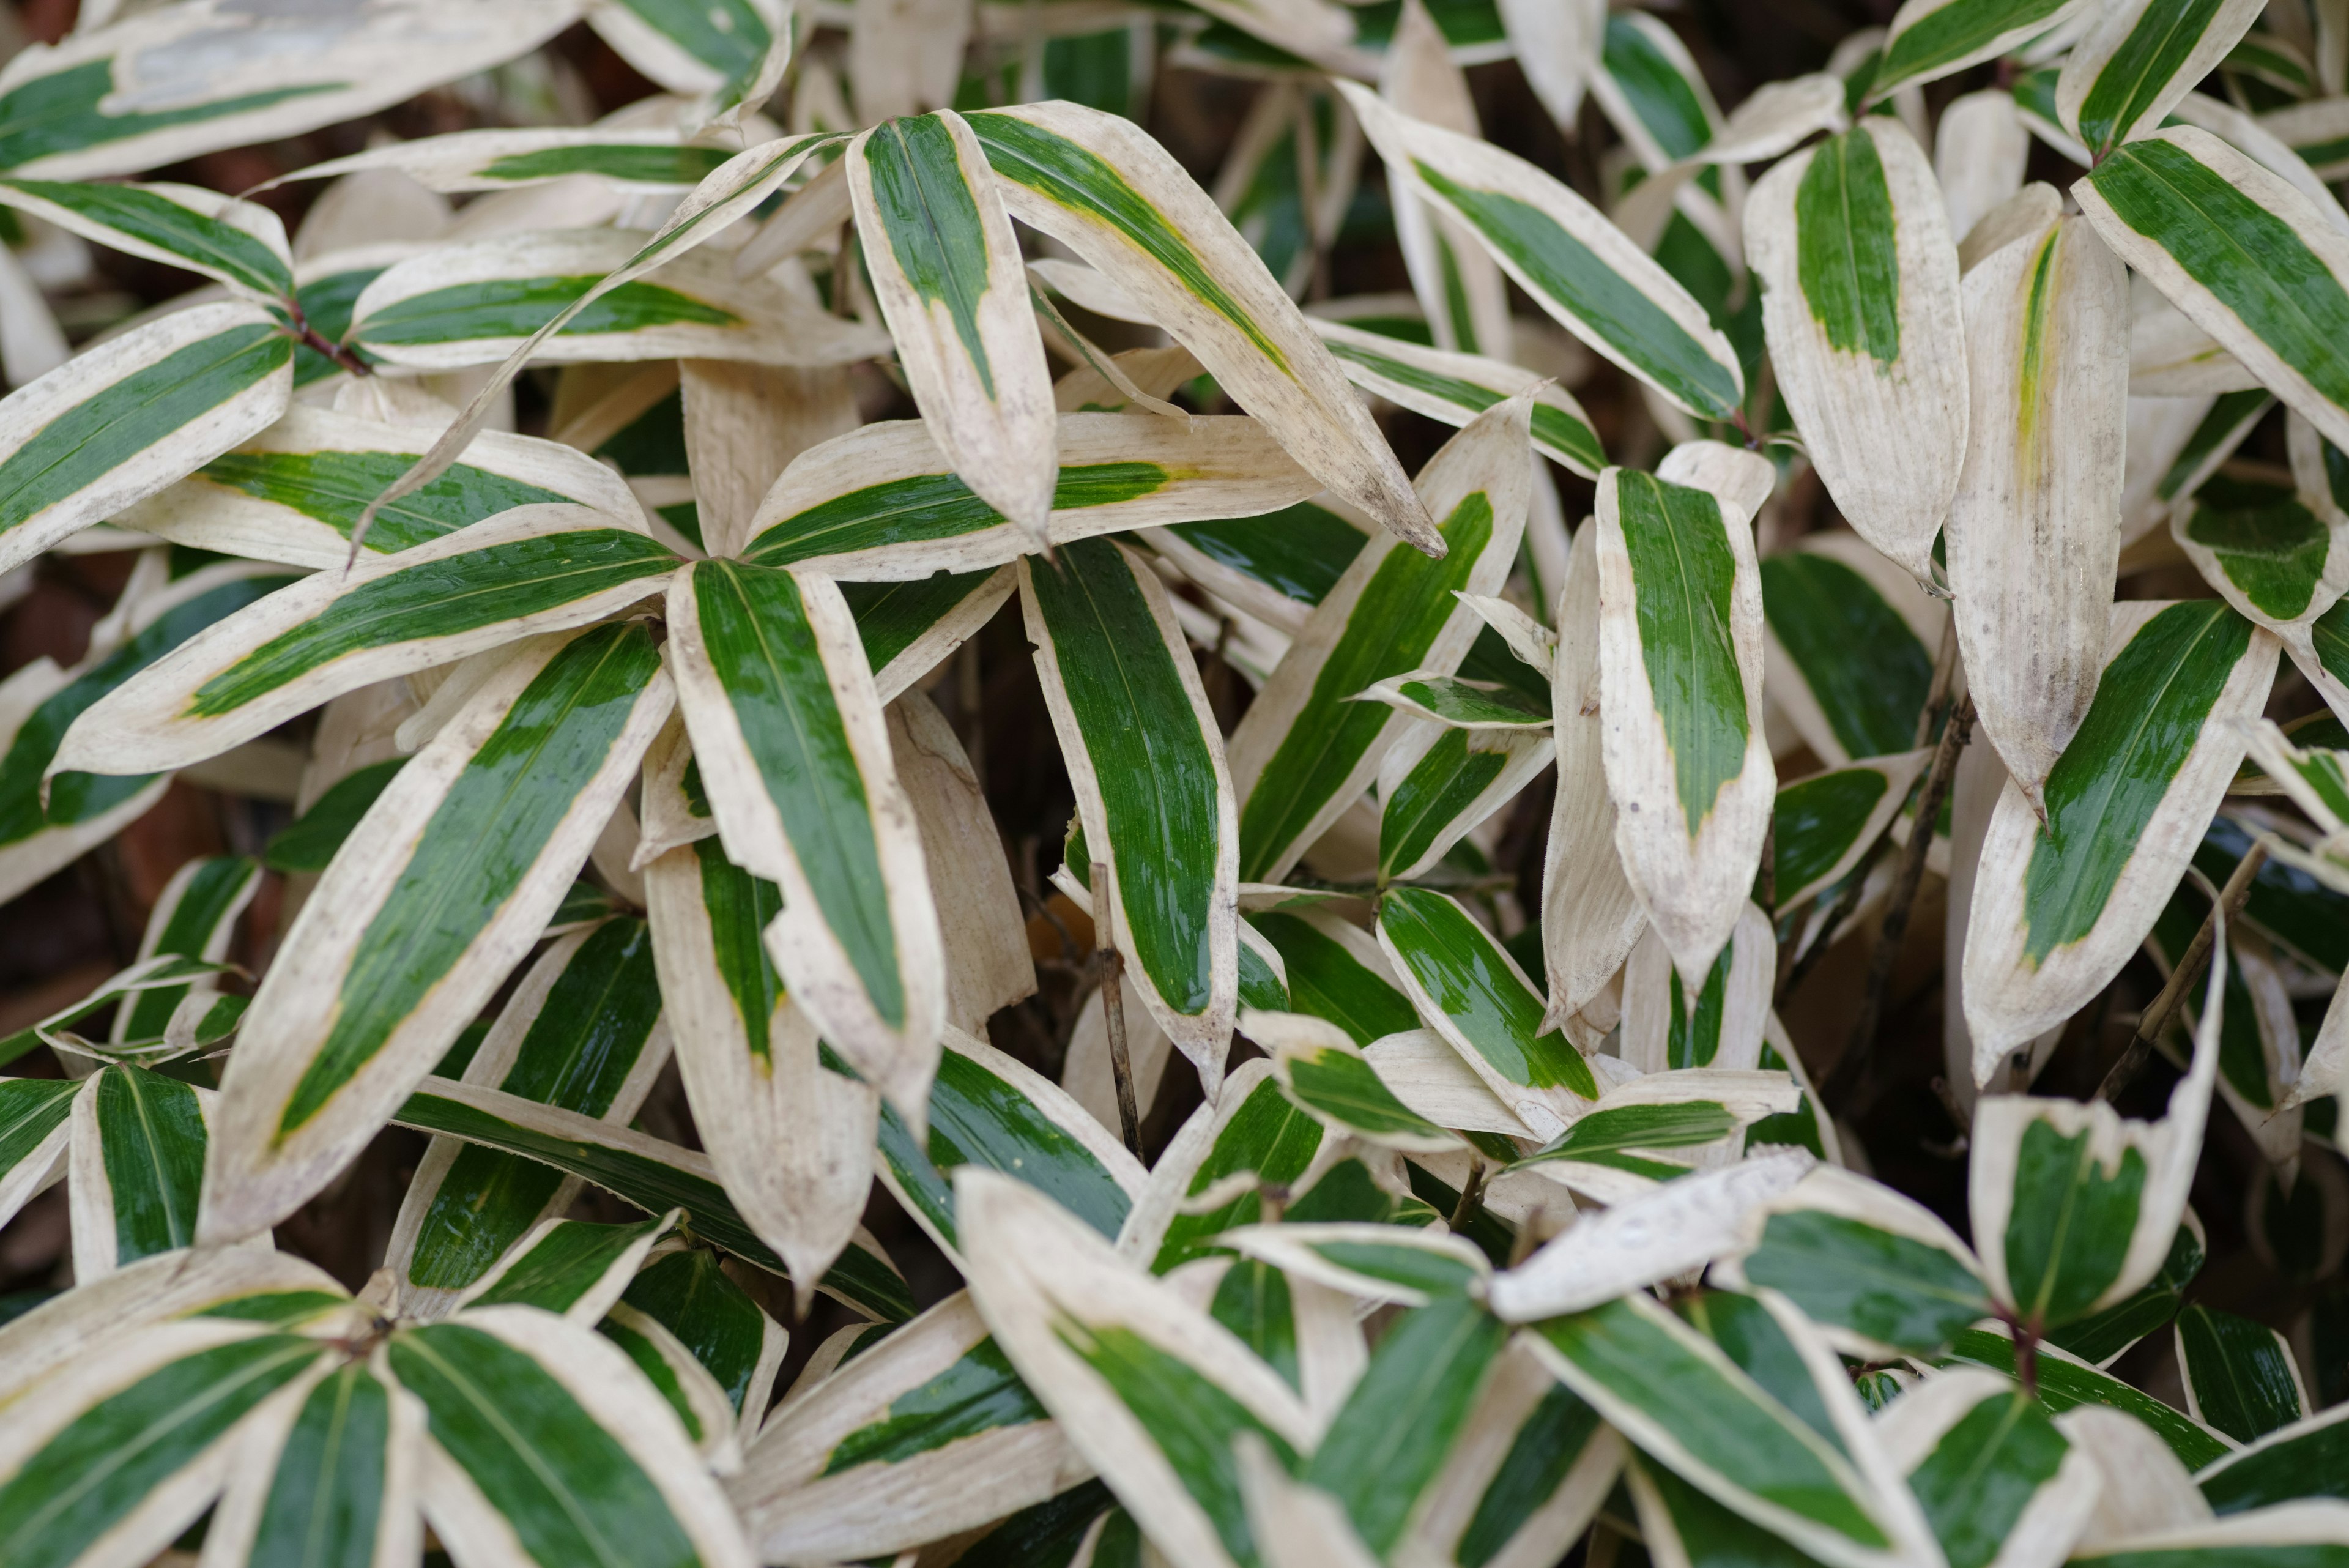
left=1230, top=395, right=1531, bottom=884
left=0, top=1317, right=328, bottom=1568
left=1761, top=533, right=1943, bottom=773
left=111, top=853, right=258, bottom=1053
left=0, top=1077, right=73, bottom=1235
left=740, top=412, right=1316, bottom=579
left=0, top=300, right=294, bottom=575
left=1382, top=2, right=1510, bottom=360
left=620, top=1247, right=788, bottom=1443
left=1719, top=1162, right=1994, bottom=1359
left=0, top=559, right=294, bottom=905
left=392, top=1075, right=913, bottom=1322
left=956, top=1168, right=1318, bottom=1568
left=1748, top=119, right=1965, bottom=581
left=1244, top=1008, right=1460, bottom=1155
left=665, top=560, right=943, bottom=1125
left=1775, top=751, right=1935, bottom=912
left=853, top=110, right=1058, bottom=546
left=1589, top=9, right=1722, bottom=173
left=387, top=919, right=672, bottom=1318
left=2079, top=127, right=2349, bottom=458
left=1940, top=1325, right=2235, bottom=1471
left=1378, top=885, right=1598, bottom=1141
left=1249, top=908, right=1422, bottom=1049
left=1376, top=723, right=1554, bottom=883
left=2079, top=1506, right=2349, bottom=1564
left=644, top=831, right=881, bottom=1302
left=199, top=1356, right=423, bottom=1568
left=1023, top=537, right=1238, bottom=1085
left=1961, top=600, right=2276, bottom=1074
left=1971, top=926, right=2224, bottom=1331
left=449, top=1211, right=676, bottom=1326
left=0, top=2, right=576, bottom=181
left=1125, top=1058, right=1327, bottom=1274
left=2046, top=1217, right=2205, bottom=1369
left=390, top=1307, right=754, bottom=1568
left=1526, top=1290, right=1938, bottom=1568
left=2195, top=1401, right=2349, bottom=1514
left=1542, top=521, right=1645, bottom=1037
left=117, top=403, right=645, bottom=568
left=729, top=1291, right=1075, bottom=1563
left=2057, top=0, right=2265, bottom=162
left=0, top=178, right=291, bottom=300
left=289, top=127, right=755, bottom=194
left=66, top=1064, right=219, bottom=1281
left=1338, top=83, right=1744, bottom=422
left=587, top=0, right=786, bottom=105
left=1874, top=0, right=2096, bottom=97
left=2171, top=469, right=2349, bottom=634
left=875, top=1023, right=1146, bottom=1260
left=347, top=226, right=887, bottom=373
left=2176, top=1305, right=2309, bottom=1444
left=201, top=623, right=674, bottom=1243
left=964, top=102, right=1435, bottom=551
left=1358, top=671, right=1551, bottom=730
left=1141, top=495, right=1361, bottom=637
left=1948, top=209, right=2129, bottom=803
left=2126, top=389, right=2273, bottom=544
left=6, top=954, right=238, bottom=1072
left=1310, top=318, right=1605, bottom=478
left=851, top=567, right=1019, bottom=704
left=1878, top=1367, right=2101, bottom=1568
left=1619, top=901, right=1775, bottom=1077
left=1509, top=1073, right=1804, bottom=1205
left=56, top=513, right=678, bottom=781
left=2145, top=873, right=2307, bottom=1170
left=1596, top=461, right=1775, bottom=987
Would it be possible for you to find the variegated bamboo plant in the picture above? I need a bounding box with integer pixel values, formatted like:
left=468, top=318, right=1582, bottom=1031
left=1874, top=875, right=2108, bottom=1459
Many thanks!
left=2, top=0, right=2349, bottom=1566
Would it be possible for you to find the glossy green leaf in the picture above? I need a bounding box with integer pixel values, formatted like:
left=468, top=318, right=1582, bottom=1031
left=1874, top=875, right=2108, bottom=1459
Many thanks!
left=622, top=1248, right=781, bottom=1421
left=2198, top=1402, right=2349, bottom=1513
left=82, top=1064, right=207, bottom=1271
left=0, top=177, right=290, bottom=297
left=264, top=758, right=405, bottom=872
left=1758, top=551, right=1935, bottom=765
left=1875, top=0, right=2092, bottom=97
left=1152, top=1071, right=1326, bottom=1272
left=1249, top=911, right=1420, bottom=1047
left=237, top=1361, right=401, bottom=1568
left=1942, top=1326, right=2233, bottom=1468
left=2178, top=1304, right=2307, bottom=1443
left=2047, top=1220, right=2204, bottom=1366
left=114, top=855, right=256, bottom=1044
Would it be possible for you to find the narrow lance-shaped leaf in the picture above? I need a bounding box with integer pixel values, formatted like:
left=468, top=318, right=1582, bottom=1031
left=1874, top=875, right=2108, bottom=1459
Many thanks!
left=2077, top=127, right=2349, bottom=458
left=1228, top=394, right=1532, bottom=884
left=1310, top=318, right=1605, bottom=478
left=1774, top=751, right=1935, bottom=913
left=1377, top=723, right=1555, bottom=885
left=1759, top=535, right=1943, bottom=768
left=963, top=101, right=1434, bottom=551
left=117, top=403, right=647, bottom=569
left=2056, top=0, right=2265, bottom=161
left=644, top=828, right=881, bottom=1306
left=392, top=1075, right=913, bottom=1323
left=198, top=1356, right=423, bottom=1568
left=587, top=0, right=785, bottom=105
left=67, top=1065, right=213, bottom=1281
left=0, top=1078, right=74, bottom=1236
left=2194, top=1396, right=2349, bottom=1514
left=1947, top=210, right=2129, bottom=804
left=390, top=1307, right=754, bottom=1568
left=285, top=128, right=751, bottom=193
left=1378, top=886, right=1600, bottom=1142
left=665, top=560, right=945, bottom=1128
left=2045, top=1217, right=2204, bottom=1368
left=1963, top=600, right=2276, bottom=1076
left=2171, top=467, right=2349, bottom=636
left=54, top=512, right=681, bottom=782
left=729, top=1291, right=1075, bottom=1564
left=1872, top=0, right=2097, bottom=98
left=2175, top=1305, right=2309, bottom=1443
left=740, top=413, right=1316, bottom=580
left=1245, top=1008, right=1461, bottom=1156
left=1971, top=912, right=2226, bottom=1331
left=1128, top=1059, right=1327, bottom=1273
left=1748, top=119, right=1966, bottom=582
left=450, top=1211, right=678, bottom=1324
left=1939, top=1325, right=2233, bottom=1470
left=1249, top=909, right=1422, bottom=1049
left=1596, top=460, right=1775, bottom=988
left=0, top=178, right=291, bottom=300
left=1338, top=83, right=1744, bottom=422
left=112, top=855, right=258, bottom=1050
left=1023, top=537, right=1238, bottom=1089
left=201, top=623, right=675, bottom=1243
left=956, top=1169, right=1318, bottom=1568
left=852, top=110, right=1058, bottom=546
left=385, top=918, right=672, bottom=1318
left=0, top=300, right=293, bottom=576
left=622, top=1247, right=789, bottom=1441
left=1876, top=1367, right=2101, bottom=1568
left=1589, top=10, right=1722, bottom=173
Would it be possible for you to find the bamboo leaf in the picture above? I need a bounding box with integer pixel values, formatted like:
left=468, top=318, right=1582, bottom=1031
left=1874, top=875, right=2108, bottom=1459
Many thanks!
left=2056, top=0, right=2265, bottom=160
left=199, top=1357, right=424, bottom=1568
left=2176, top=1305, right=2309, bottom=1443
left=2171, top=467, right=2349, bottom=634
left=1245, top=1009, right=1461, bottom=1155
left=1312, top=318, right=1605, bottom=478
left=1874, top=0, right=2097, bottom=98
left=202, top=623, right=674, bottom=1243
left=0, top=178, right=291, bottom=299
left=1939, top=1326, right=2233, bottom=1470
left=1876, top=1369, right=2101, bottom=1568
left=289, top=128, right=750, bottom=193
left=1128, top=1059, right=1329, bottom=1274
left=2196, top=1401, right=2349, bottom=1514
left=1376, top=724, right=1554, bottom=883
left=620, top=1247, right=789, bottom=1441
left=450, top=1211, right=678, bottom=1323
left=67, top=1064, right=215, bottom=1280
left=1773, top=752, right=1935, bottom=912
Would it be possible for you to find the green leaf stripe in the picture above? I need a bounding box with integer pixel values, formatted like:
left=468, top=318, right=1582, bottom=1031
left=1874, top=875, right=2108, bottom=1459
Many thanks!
left=1283, top=1045, right=1449, bottom=1142
left=119, top=855, right=255, bottom=1040
left=1457, top=1383, right=1606, bottom=1568
left=481, top=144, right=735, bottom=185
left=280, top=624, right=664, bottom=1133
left=2182, top=474, right=2329, bottom=620
left=1162, top=501, right=1362, bottom=611
left=823, top=1337, right=1048, bottom=1474
left=1248, top=913, right=1419, bottom=1046
left=2088, top=136, right=2349, bottom=416
left=878, top=1043, right=1132, bottom=1248
left=1879, top=0, right=2078, bottom=94
left=1518, top=1101, right=1736, bottom=1166
left=1740, top=1208, right=1994, bottom=1353
left=265, top=758, right=406, bottom=872
left=1775, top=766, right=1890, bottom=904
left=470, top=1216, right=664, bottom=1313
left=358, top=277, right=738, bottom=347
left=1379, top=887, right=1599, bottom=1099
left=393, top=1083, right=913, bottom=1320
left=2072, top=0, right=2233, bottom=157
left=1030, top=539, right=1220, bottom=1016
left=1943, top=1328, right=2230, bottom=1468
left=2022, top=601, right=2252, bottom=962
left=2178, top=1305, right=2303, bottom=1443
left=247, top=1364, right=393, bottom=1568
left=691, top=562, right=903, bottom=1025
left=1616, top=472, right=1751, bottom=833
left=0, top=59, right=334, bottom=177
left=867, top=114, right=1001, bottom=398
left=1796, top=127, right=1901, bottom=363
left=0, top=1079, right=75, bottom=1175
left=0, top=324, right=290, bottom=548
left=188, top=530, right=675, bottom=716
left=1153, top=1075, right=1324, bottom=1271
left=746, top=462, right=1171, bottom=567
left=967, top=111, right=1290, bottom=374
left=1318, top=336, right=1604, bottom=474
left=1603, top=15, right=1713, bottom=160
left=387, top=1323, right=702, bottom=1568
left=623, top=1249, right=771, bottom=1416
left=1238, top=491, right=1494, bottom=881
left=1381, top=730, right=1508, bottom=879
left=1412, top=161, right=1740, bottom=418
left=2199, top=1405, right=2349, bottom=1514
left=610, top=0, right=773, bottom=81
left=94, top=1064, right=207, bottom=1266
left=195, top=448, right=573, bottom=554
left=0, top=179, right=291, bottom=297
left=1759, top=554, right=1933, bottom=762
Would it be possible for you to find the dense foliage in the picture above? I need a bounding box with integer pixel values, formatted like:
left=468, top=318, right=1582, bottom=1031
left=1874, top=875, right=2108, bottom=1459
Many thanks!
left=0, top=0, right=2345, bottom=1566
